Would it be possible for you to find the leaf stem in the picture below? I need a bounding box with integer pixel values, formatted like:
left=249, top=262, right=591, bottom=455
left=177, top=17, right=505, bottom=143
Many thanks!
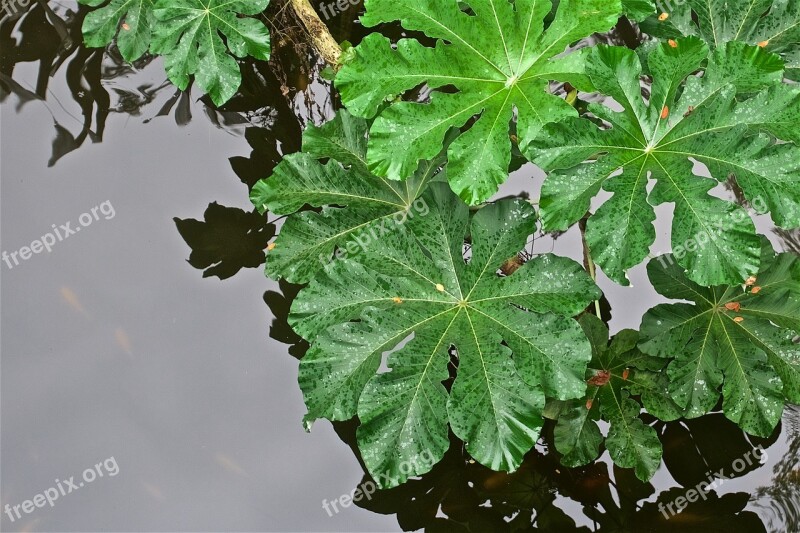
left=579, top=216, right=602, bottom=318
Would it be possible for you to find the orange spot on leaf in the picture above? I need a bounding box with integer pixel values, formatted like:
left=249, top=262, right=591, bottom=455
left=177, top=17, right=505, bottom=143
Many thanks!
left=588, top=370, right=611, bottom=386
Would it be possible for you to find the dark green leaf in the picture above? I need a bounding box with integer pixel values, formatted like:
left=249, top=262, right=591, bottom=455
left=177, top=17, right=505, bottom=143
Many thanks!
left=78, top=0, right=156, bottom=62
left=292, top=183, right=600, bottom=487
left=527, top=39, right=800, bottom=286
left=639, top=240, right=800, bottom=437
left=336, top=0, right=622, bottom=204
left=551, top=314, right=683, bottom=481
left=641, top=0, right=800, bottom=80
left=250, top=110, right=448, bottom=284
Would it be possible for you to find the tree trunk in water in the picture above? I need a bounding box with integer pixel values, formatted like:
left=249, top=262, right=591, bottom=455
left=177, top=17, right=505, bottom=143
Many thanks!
left=289, top=0, right=342, bottom=65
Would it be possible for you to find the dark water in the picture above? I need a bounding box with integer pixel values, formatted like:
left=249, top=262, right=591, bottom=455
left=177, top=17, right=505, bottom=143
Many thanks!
left=1, top=2, right=798, bottom=532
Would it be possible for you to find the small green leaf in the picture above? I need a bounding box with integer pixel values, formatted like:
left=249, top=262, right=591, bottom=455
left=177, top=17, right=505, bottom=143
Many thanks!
left=552, top=314, right=683, bottom=481
left=639, top=240, right=800, bottom=438
left=78, top=0, right=156, bottom=62
left=151, top=0, right=271, bottom=106
left=552, top=397, right=603, bottom=468
left=291, top=183, right=600, bottom=487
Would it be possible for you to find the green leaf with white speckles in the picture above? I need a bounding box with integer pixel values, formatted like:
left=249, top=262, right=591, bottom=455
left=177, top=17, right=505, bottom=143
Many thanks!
left=151, top=0, right=270, bottom=106
left=78, top=0, right=156, bottom=62
left=550, top=314, right=683, bottom=481
left=291, top=183, right=600, bottom=487
left=335, top=0, right=622, bottom=205
left=526, top=39, right=800, bottom=286
left=641, top=0, right=800, bottom=81
left=620, top=0, right=656, bottom=21
left=639, top=240, right=800, bottom=438
left=250, top=110, right=448, bottom=284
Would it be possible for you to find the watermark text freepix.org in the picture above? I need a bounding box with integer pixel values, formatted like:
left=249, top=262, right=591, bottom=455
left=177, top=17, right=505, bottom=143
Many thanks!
left=658, top=445, right=767, bottom=520
left=322, top=449, right=435, bottom=517
left=3, top=456, right=120, bottom=523
left=655, top=196, right=768, bottom=268
left=0, top=0, right=31, bottom=23
left=318, top=0, right=360, bottom=21
left=2, top=200, right=116, bottom=270
left=317, top=197, right=430, bottom=266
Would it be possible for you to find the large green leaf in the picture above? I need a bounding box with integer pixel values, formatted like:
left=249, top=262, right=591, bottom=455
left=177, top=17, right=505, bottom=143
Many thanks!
left=549, top=314, right=684, bottom=481
left=291, top=183, right=600, bottom=487
left=335, top=0, right=622, bottom=205
left=640, top=0, right=800, bottom=80
left=527, top=39, right=800, bottom=286
left=78, top=0, right=156, bottom=62
left=250, top=110, right=448, bottom=284
left=638, top=240, right=800, bottom=438
left=151, top=0, right=271, bottom=106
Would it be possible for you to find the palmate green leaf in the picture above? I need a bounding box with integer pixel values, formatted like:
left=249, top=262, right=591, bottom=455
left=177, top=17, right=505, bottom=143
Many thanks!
left=638, top=240, right=800, bottom=438
left=151, top=0, right=271, bottom=106
left=527, top=39, right=800, bottom=286
left=78, top=0, right=156, bottom=62
left=335, top=0, right=622, bottom=205
left=290, top=183, right=600, bottom=487
left=640, top=0, right=800, bottom=81
left=250, top=110, right=448, bottom=284
left=550, top=314, right=684, bottom=481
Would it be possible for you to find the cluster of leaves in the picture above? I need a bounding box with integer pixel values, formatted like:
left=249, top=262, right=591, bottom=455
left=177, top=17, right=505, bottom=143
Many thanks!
left=243, top=0, right=800, bottom=487
left=77, top=0, right=271, bottom=105
left=640, top=0, right=800, bottom=80
left=546, top=314, right=684, bottom=481
left=545, top=243, right=800, bottom=481
left=251, top=111, right=603, bottom=482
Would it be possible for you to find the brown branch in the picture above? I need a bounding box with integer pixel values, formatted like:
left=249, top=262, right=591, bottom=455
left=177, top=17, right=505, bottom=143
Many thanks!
left=289, top=0, right=342, bottom=66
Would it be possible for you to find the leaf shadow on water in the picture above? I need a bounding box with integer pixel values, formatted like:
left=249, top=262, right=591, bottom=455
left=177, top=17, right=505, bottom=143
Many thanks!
left=263, top=279, right=310, bottom=361
left=174, top=203, right=275, bottom=280
left=328, top=411, right=784, bottom=532
left=1, top=2, right=111, bottom=166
